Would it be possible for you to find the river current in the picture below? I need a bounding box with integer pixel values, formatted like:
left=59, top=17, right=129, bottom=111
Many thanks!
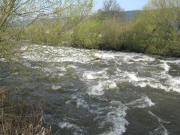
left=0, top=44, right=180, bottom=135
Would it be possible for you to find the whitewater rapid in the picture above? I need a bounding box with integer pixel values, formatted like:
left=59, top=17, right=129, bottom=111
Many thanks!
left=7, top=44, right=180, bottom=135
left=18, top=44, right=180, bottom=94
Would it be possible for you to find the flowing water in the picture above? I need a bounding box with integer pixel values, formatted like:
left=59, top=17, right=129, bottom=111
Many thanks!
left=1, top=44, right=180, bottom=135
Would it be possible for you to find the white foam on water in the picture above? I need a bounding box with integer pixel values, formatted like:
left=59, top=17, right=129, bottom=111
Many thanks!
left=164, top=59, right=180, bottom=64
left=59, top=122, right=77, bottom=129
left=119, top=67, right=180, bottom=93
left=67, top=64, right=77, bottom=69
left=0, top=58, right=6, bottom=62
left=149, top=111, right=170, bottom=135
left=88, top=82, right=104, bottom=96
left=70, top=95, right=89, bottom=109
left=115, top=56, right=180, bottom=94
left=17, top=44, right=180, bottom=94
left=12, top=44, right=180, bottom=135
left=132, top=78, right=171, bottom=92
left=40, top=66, right=66, bottom=75
left=118, top=53, right=155, bottom=63
left=144, top=60, right=180, bottom=92
left=57, top=73, right=64, bottom=77
left=82, top=69, right=108, bottom=80
left=107, top=81, right=118, bottom=89
left=102, top=80, right=118, bottom=89
left=149, top=126, right=169, bottom=135
left=101, top=101, right=128, bottom=135
left=123, top=72, right=148, bottom=83
left=166, top=76, right=180, bottom=93
left=148, top=111, right=170, bottom=124
left=58, top=122, right=82, bottom=135
left=83, top=72, right=95, bottom=80
left=160, top=61, right=170, bottom=73
left=20, top=45, right=28, bottom=51
left=51, top=85, right=62, bottom=90
left=88, top=80, right=117, bottom=96
left=94, top=52, right=115, bottom=59
left=122, top=55, right=132, bottom=63
left=22, top=62, right=32, bottom=68
left=19, top=44, right=93, bottom=64
left=76, top=98, right=89, bottom=109
left=142, top=82, right=168, bottom=91
left=137, top=82, right=147, bottom=88
left=126, top=72, right=139, bottom=81
left=126, top=96, right=155, bottom=108
left=133, top=55, right=155, bottom=62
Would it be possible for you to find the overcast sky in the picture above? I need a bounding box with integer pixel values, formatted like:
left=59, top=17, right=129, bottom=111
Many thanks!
left=94, top=0, right=149, bottom=11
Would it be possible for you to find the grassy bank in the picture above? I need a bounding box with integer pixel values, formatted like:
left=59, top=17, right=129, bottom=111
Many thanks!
left=0, top=88, right=51, bottom=135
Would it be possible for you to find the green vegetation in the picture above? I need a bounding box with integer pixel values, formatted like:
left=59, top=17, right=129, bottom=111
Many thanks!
left=72, top=19, right=102, bottom=49
left=1, top=0, right=180, bottom=57
left=18, top=0, right=180, bottom=57
left=100, top=18, right=131, bottom=50
left=128, top=0, right=180, bottom=56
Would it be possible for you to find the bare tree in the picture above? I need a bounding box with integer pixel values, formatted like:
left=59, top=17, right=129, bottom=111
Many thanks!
left=103, top=0, right=123, bottom=12
left=0, top=0, right=94, bottom=31
left=102, top=0, right=124, bottom=19
left=0, top=0, right=64, bottom=31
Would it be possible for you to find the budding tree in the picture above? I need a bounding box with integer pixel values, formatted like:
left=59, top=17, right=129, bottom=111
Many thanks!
left=0, top=0, right=93, bottom=31
left=102, top=0, right=124, bottom=20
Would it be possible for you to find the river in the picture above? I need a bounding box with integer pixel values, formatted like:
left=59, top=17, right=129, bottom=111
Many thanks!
left=0, top=44, right=180, bottom=135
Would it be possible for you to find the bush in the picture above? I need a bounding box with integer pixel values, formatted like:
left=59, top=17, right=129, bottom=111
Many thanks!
left=22, top=21, right=64, bottom=45
left=101, top=18, right=131, bottom=50
left=0, top=40, right=15, bottom=60
left=20, top=2, right=180, bottom=58
left=72, top=19, right=102, bottom=49
left=127, top=0, right=180, bottom=56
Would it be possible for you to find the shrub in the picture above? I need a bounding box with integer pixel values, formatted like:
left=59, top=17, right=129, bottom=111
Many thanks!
left=0, top=40, right=15, bottom=60
left=72, top=19, right=102, bottom=49
left=101, top=18, right=131, bottom=50
left=21, top=21, right=65, bottom=45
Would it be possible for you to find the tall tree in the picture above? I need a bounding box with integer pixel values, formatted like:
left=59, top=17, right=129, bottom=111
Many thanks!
left=102, top=0, right=124, bottom=20
left=103, top=0, right=122, bottom=12
left=0, top=0, right=74, bottom=31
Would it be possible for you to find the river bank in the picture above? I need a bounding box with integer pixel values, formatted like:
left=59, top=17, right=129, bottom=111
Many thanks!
left=0, top=88, right=52, bottom=135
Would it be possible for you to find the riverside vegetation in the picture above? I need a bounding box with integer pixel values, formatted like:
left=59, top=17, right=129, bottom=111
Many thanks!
left=1, top=0, right=180, bottom=57
left=20, top=0, right=180, bottom=57
left=0, top=87, right=52, bottom=135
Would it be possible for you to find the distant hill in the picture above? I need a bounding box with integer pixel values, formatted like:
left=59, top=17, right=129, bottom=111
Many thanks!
left=15, top=10, right=141, bottom=27
left=96, top=10, right=141, bottom=21
left=123, top=10, right=141, bottom=21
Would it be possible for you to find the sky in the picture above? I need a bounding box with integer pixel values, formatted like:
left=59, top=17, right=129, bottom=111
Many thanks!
left=94, top=0, right=149, bottom=11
